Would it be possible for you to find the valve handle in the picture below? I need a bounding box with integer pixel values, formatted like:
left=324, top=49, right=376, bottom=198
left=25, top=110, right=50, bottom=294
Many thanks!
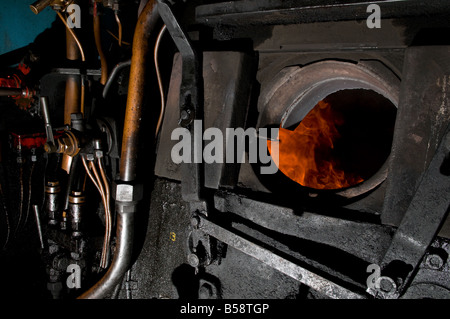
left=40, top=96, right=57, bottom=153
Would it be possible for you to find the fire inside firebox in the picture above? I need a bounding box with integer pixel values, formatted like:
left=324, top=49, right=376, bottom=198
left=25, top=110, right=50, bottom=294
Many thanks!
left=268, top=89, right=397, bottom=190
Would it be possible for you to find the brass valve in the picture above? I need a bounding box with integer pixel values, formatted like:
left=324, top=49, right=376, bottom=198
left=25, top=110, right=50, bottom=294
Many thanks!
left=45, top=130, right=80, bottom=158
left=30, top=0, right=74, bottom=14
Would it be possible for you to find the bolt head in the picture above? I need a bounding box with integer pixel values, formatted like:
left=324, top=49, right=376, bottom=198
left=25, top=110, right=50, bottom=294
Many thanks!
left=427, top=254, right=444, bottom=270
left=198, top=283, right=213, bottom=299
left=191, top=216, right=201, bottom=228
left=95, top=150, right=103, bottom=158
left=113, top=182, right=144, bottom=203
left=378, top=276, right=397, bottom=294
left=187, top=253, right=200, bottom=267
left=181, top=110, right=190, bottom=120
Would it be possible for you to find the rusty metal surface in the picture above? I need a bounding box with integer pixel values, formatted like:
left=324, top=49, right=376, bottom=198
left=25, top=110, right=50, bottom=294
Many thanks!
left=119, top=0, right=159, bottom=183
left=154, top=51, right=255, bottom=189
left=197, top=215, right=366, bottom=299
left=158, top=0, right=204, bottom=202
left=214, top=191, right=394, bottom=264
left=381, top=46, right=450, bottom=236
left=380, top=127, right=450, bottom=297
left=195, top=0, right=450, bottom=27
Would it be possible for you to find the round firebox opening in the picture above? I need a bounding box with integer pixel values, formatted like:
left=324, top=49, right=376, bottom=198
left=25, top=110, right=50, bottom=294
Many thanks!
left=256, top=60, right=400, bottom=198
left=268, top=88, right=397, bottom=191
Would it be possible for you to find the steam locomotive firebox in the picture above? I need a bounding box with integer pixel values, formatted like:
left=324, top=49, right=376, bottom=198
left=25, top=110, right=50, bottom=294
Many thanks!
left=1, top=0, right=450, bottom=302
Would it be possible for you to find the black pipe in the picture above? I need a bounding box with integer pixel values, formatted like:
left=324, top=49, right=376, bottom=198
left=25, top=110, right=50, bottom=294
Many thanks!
left=0, top=87, right=22, bottom=97
left=102, top=60, right=131, bottom=99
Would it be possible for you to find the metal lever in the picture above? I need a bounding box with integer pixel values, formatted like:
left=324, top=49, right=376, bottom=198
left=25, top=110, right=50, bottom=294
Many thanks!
left=33, top=205, right=45, bottom=250
left=157, top=0, right=204, bottom=203
left=157, top=0, right=201, bottom=128
left=379, top=126, right=450, bottom=298
left=30, top=0, right=53, bottom=14
left=197, top=215, right=366, bottom=299
left=0, top=87, right=25, bottom=97
left=40, top=96, right=57, bottom=153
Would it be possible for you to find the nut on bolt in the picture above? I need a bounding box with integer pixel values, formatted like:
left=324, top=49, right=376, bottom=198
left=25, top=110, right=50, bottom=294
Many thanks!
left=190, top=216, right=201, bottom=229
left=112, top=181, right=144, bottom=214
left=377, top=276, right=397, bottom=295
left=426, top=254, right=445, bottom=270
left=198, top=283, right=213, bottom=299
left=180, top=110, right=190, bottom=120
left=187, top=253, right=200, bottom=268
left=112, top=182, right=144, bottom=203
left=95, top=150, right=104, bottom=158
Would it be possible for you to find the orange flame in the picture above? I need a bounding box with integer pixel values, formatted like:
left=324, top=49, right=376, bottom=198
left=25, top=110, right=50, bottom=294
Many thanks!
left=268, top=100, right=364, bottom=190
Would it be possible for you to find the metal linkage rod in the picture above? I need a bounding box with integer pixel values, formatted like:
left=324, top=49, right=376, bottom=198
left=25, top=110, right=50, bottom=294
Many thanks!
left=198, top=216, right=366, bottom=299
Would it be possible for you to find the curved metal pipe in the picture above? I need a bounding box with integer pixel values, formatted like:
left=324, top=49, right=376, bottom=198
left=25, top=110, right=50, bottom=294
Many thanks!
left=94, top=2, right=108, bottom=85
left=77, top=211, right=134, bottom=299
left=78, top=0, right=159, bottom=298
left=120, top=0, right=159, bottom=182
left=102, top=60, right=131, bottom=99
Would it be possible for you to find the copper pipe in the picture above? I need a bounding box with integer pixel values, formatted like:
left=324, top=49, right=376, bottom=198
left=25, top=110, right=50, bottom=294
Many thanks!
left=90, top=160, right=111, bottom=268
left=57, top=9, right=85, bottom=122
left=80, top=77, right=85, bottom=115
left=120, top=0, right=159, bottom=182
left=81, top=156, right=100, bottom=195
left=115, top=12, right=123, bottom=47
left=154, top=24, right=167, bottom=138
left=106, top=30, right=130, bottom=46
left=81, top=156, right=110, bottom=268
left=97, top=157, right=112, bottom=268
left=57, top=11, right=85, bottom=62
left=98, top=158, right=111, bottom=230
left=94, top=3, right=108, bottom=85
left=65, top=22, right=80, bottom=61
left=64, top=76, right=81, bottom=125
left=78, top=208, right=134, bottom=299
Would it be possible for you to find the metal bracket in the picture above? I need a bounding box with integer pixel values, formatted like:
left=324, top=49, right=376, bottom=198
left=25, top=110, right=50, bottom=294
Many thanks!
left=157, top=0, right=203, bottom=203
left=157, top=0, right=201, bottom=129
left=188, top=215, right=215, bottom=271
left=379, top=127, right=450, bottom=298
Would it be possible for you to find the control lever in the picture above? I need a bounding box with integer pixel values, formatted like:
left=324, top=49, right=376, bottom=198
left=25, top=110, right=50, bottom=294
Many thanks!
left=40, top=96, right=57, bottom=153
left=157, top=0, right=204, bottom=203
left=41, top=97, right=81, bottom=173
